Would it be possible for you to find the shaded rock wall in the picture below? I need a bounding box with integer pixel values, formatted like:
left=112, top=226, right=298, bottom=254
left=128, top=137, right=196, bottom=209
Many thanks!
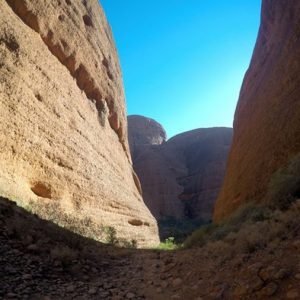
left=214, top=0, right=300, bottom=221
left=128, top=115, right=232, bottom=222
left=128, top=115, right=167, bottom=160
left=0, top=0, right=159, bottom=247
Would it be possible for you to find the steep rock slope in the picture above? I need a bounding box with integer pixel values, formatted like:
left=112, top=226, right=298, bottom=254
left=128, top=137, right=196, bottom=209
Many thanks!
left=0, top=0, right=158, bottom=247
left=214, top=0, right=300, bottom=222
left=128, top=115, right=232, bottom=222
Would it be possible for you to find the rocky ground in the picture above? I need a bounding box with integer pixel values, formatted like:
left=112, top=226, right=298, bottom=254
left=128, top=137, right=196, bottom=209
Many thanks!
left=1, top=196, right=300, bottom=300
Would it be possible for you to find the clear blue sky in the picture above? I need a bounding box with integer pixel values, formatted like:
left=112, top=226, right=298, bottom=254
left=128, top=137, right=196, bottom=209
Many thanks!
left=101, top=0, right=261, bottom=138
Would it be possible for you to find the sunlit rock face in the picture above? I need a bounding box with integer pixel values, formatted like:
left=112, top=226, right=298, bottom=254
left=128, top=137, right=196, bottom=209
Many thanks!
left=128, top=115, right=232, bottom=222
left=0, top=0, right=159, bottom=247
left=214, top=0, right=300, bottom=222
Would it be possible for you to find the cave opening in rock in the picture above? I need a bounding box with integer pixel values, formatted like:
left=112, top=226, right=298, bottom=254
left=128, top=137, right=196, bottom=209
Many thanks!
left=31, top=182, right=52, bottom=199
left=128, top=219, right=143, bottom=226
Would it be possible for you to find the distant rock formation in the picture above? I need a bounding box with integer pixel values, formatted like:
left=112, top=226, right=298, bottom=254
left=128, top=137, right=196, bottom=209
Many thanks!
left=128, top=115, right=232, bottom=222
left=0, top=0, right=159, bottom=247
left=128, top=115, right=167, bottom=160
left=214, top=0, right=300, bottom=222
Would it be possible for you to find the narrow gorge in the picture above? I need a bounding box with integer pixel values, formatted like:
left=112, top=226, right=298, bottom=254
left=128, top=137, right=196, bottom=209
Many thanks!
left=128, top=115, right=232, bottom=239
left=1, top=0, right=300, bottom=299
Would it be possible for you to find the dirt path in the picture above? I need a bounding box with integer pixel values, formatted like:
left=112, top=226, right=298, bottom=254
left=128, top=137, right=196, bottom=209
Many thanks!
left=1, top=197, right=300, bottom=300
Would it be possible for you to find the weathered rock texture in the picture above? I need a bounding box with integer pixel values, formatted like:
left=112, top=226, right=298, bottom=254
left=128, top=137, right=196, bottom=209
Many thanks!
left=128, top=115, right=232, bottom=222
left=0, top=0, right=159, bottom=247
left=214, top=0, right=300, bottom=222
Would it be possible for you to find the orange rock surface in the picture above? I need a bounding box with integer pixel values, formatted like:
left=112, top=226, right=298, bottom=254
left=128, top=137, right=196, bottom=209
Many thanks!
left=0, top=0, right=159, bottom=247
left=214, top=0, right=300, bottom=222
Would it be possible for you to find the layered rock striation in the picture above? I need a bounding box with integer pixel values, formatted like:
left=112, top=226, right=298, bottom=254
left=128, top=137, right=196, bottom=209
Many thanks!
left=214, top=0, right=300, bottom=222
left=128, top=115, right=232, bottom=222
left=0, top=0, right=159, bottom=247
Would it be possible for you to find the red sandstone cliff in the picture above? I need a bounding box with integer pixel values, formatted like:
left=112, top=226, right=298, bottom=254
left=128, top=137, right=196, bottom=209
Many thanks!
left=0, top=0, right=159, bottom=247
left=214, top=0, right=300, bottom=222
left=128, top=115, right=232, bottom=222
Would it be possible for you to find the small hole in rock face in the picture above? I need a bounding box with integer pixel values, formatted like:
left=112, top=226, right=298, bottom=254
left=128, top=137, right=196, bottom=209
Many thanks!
left=83, top=15, right=93, bottom=27
left=35, top=93, right=43, bottom=102
left=128, top=219, right=143, bottom=226
left=65, top=0, right=71, bottom=5
left=102, top=58, right=114, bottom=80
left=31, top=182, right=52, bottom=199
left=58, top=14, right=65, bottom=21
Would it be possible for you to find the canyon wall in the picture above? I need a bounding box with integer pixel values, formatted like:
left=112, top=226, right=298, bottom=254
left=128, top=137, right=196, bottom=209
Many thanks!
left=0, top=0, right=159, bottom=247
left=214, top=0, right=300, bottom=221
left=128, top=115, right=232, bottom=222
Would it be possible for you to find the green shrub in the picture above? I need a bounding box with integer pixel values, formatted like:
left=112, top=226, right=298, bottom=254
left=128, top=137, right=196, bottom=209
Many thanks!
left=25, top=201, right=107, bottom=241
left=184, top=223, right=218, bottom=248
left=268, top=153, right=300, bottom=209
left=103, top=227, right=139, bottom=248
left=18, top=200, right=138, bottom=248
left=157, top=237, right=180, bottom=250
left=183, top=153, right=300, bottom=250
left=130, top=239, right=138, bottom=248
left=158, top=216, right=207, bottom=242
left=118, top=238, right=138, bottom=249
left=184, top=204, right=270, bottom=248
left=104, top=226, right=118, bottom=245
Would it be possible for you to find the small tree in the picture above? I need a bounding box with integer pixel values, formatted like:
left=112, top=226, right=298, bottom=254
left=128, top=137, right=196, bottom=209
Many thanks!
left=104, top=226, right=118, bottom=245
left=268, top=154, right=300, bottom=209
